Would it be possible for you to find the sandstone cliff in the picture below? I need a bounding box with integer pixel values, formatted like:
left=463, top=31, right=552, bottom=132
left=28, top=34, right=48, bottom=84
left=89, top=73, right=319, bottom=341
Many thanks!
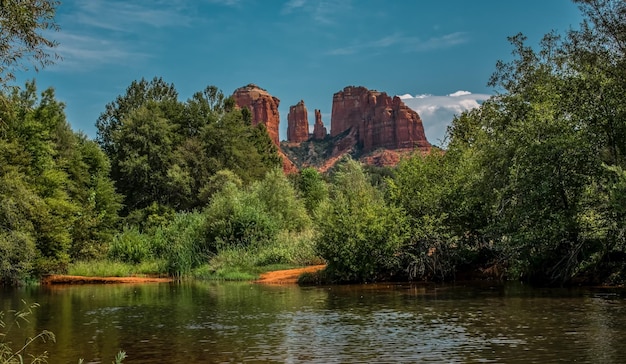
left=232, top=84, right=281, bottom=145
left=312, top=109, right=327, bottom=141
left=287, top=100, right=309, bottom=143
left=330, top=86, right=431, bottom=153
left=233, top=84, right=431, bottom=173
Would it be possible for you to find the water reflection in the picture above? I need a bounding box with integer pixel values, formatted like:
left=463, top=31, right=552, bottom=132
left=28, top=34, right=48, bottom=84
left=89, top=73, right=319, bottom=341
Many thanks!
left=1, top=282, right=625, bottom=363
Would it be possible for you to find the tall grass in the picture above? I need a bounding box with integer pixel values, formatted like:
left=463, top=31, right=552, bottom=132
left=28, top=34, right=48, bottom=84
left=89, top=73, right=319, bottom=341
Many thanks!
left=160, top=212, right=208, bottom=278
left=1, top=301, right=127, bottom=363
left=255, top=229, right=323, bottom=267
left=0, top=302, right=54, bottom=364
left=68, top=259, right=167, bottom=277
left=191, top=228, right=323, bottom=281
left=108, top=227, right=152, bottom=264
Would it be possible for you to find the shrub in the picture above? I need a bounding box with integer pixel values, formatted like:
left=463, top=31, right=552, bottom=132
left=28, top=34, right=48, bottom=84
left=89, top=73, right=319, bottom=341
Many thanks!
left=315, top=159, right=407, bottom=282
left=203, top=182, right=279, bottom=250
left=250, top=168, right=311, bottom=232
left=108, top=227, right=152, bottom=264
left=160, top=211, right=207, bottom=277
left=0, top=231, right=36, bottom=285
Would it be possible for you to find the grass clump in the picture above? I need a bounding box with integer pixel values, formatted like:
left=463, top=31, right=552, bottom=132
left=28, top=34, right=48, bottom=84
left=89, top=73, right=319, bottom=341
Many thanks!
left=67, top=259, right=167, bottom=277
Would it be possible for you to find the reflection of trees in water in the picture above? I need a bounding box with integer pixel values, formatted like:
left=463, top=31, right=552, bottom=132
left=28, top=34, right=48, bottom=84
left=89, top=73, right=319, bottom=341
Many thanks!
left=2, top=284, right=626, bottom=363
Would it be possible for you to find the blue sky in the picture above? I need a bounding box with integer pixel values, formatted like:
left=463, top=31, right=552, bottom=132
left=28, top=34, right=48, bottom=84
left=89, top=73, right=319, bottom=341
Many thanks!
left=15, top=0, right=583, bottom=146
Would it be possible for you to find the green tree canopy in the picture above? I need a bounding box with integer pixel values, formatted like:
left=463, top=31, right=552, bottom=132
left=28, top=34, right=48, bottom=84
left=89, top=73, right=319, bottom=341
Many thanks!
left=0, top=0, right=60, bottom=86
left=0, top=81, right=121, bottom=282
left=97, top=79, right=282, bottom=217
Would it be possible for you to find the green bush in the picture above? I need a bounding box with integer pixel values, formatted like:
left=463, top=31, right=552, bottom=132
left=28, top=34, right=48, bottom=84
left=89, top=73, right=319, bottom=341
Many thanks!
left=160, top=211, right=207, bottom=277
left=108, top=227, right=152, bottom=264
left=0, top=231, right=36, bottom=285
left=315, top=159, right=407, bottom=282
left=250, top=168, right=311, bottom=232
left=256, top=229, right=322, bottom=267
left=203, top=181, right=279, bottom=250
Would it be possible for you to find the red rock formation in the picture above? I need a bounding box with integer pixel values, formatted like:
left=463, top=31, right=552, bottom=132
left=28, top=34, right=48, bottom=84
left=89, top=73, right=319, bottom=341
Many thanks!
left=232, top=84, right=280, bottom=145
left=359, top=149, right=414, bottom=168
left=312, top=109, right=327, bottom=140
left=278, top=149, right=299, bottom=174
left=287, top=100, right=309, bottom=143
left=330, top=86, right=431, bottom=153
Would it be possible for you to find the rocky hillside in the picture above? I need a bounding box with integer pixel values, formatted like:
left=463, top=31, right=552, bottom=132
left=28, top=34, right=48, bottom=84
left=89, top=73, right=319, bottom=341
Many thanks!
left=233, top=84, right=431, bottom=172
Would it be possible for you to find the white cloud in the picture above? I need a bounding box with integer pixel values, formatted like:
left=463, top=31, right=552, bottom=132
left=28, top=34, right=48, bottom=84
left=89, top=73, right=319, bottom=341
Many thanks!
left=448, top=90, right=471, bottom=97
left=409, top=32, right=468, bottom=52
left=49, top=1, right=193, bottom=72
left=399, top=91, right=491, bottom=146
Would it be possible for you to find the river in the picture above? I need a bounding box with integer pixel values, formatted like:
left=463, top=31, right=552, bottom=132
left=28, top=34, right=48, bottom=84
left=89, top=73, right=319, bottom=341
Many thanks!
left=1, top=281, right=625, bottom=363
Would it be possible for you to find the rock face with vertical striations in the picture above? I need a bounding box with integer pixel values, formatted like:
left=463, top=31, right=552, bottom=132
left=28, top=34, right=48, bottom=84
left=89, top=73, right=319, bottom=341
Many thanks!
left=287, top=100, right=309, bottom=143
left=232, top=84, right=281, bottom=145
left=330, top=86, right=431, bottom=153
left=312, top=109, right=327, bottom=140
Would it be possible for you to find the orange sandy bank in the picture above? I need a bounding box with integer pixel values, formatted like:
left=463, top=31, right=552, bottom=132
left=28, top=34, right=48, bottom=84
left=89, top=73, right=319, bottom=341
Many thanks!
left=255, top=265, right=326, bottom=284
left=41, top=275, right=173, bottom=285
left=41, top=265, right=327, bottom=285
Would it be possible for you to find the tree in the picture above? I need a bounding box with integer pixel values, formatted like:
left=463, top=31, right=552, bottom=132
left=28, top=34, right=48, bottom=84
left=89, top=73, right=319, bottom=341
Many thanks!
left=113, top=102, right=174, bottom=212
left=444, top=21, right=626, bottom=284
left=389, top=147, right=488, bottom=281
left=96, top=77, right=179, bottom=159
left=315, top=158, right=407, bottom=282
left=0, top=82, right=122, bottom=281
left=250, top=168, right=310, bottom=232
left=295, top=167, right=328, bottom=215
left=100, top=79, right=283, bottom=218
left=0, top=0, right=60, bottom=86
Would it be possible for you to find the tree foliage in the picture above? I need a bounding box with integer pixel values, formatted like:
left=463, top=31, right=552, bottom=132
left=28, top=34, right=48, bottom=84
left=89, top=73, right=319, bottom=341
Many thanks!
left=420, top=0, right=626, bottom=285
left=315, top=159, right=407, bottom=282
left=96, top=78, right=281, bottom=217
left=0, top=82, right=121, bottom=283
left=0, top=0, right=60, bottom=86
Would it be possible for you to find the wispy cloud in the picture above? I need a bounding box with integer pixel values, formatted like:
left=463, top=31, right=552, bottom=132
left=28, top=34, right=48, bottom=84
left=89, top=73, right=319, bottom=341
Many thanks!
left=73, top=0, right=193, bottom=31
left=400, top=91, right=491, bottom=146
left=48, top=0, right=194, bottom=72
left=205, top=0, right=242, bottom=7
left=281, top=0, right=352, bottom=25
left=408, top=32, right=468, bottom=52
left=327, top=32, right=468, bottom=56
left=282, top=0, right=307, bottom=14
left=327, top=33, right=402, bottom=55
left=49, top=32, right=149, bottom=71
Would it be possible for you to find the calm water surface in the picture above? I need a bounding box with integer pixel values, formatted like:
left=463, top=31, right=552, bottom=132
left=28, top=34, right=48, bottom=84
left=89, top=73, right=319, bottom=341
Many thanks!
left=1, top=281, right=625, bottom=363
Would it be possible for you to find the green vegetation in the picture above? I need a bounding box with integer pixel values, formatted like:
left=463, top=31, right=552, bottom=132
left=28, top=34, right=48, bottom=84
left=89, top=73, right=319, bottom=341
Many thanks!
left=280, top=135, right=336, bottom=169
left=2, top=0, right=626, bottom=287
left=0, top=0, right=60, bottom=85
left=1, top=302, right=54, bottom=364
left=1, top=301, right=126, bottom=364
left=0, top=82, right=122, bottom=285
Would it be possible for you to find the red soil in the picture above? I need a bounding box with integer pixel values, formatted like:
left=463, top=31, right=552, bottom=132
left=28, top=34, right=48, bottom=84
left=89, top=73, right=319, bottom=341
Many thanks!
left=255, top=265, right=326, bottom=284
left=41, top=265, right=327, bottom=285
left=41, top=275, right=172, bottom=285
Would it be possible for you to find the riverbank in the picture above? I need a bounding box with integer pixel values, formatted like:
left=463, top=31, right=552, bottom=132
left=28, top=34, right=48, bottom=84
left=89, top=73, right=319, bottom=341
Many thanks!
left=254, top=265, right=326, bottom=284
left=41, top=275, right=173, bottom=285
left=40, top=265, right=327, bottom=285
